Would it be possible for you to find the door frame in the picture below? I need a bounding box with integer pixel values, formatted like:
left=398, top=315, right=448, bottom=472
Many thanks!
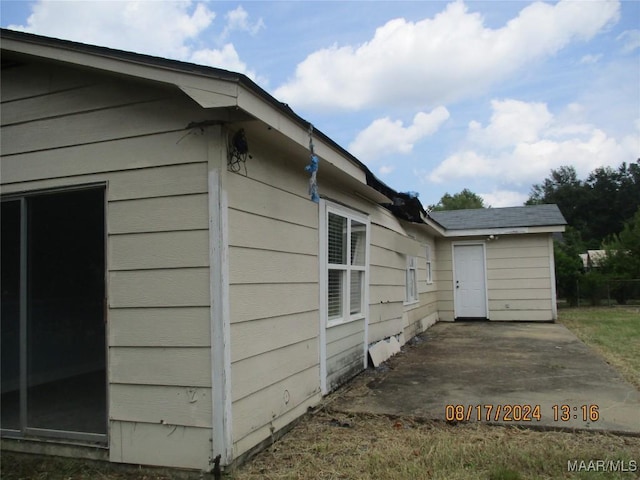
left=0, top=183, right=108, bottom=444
left=451, top=241, right=489, bottom=320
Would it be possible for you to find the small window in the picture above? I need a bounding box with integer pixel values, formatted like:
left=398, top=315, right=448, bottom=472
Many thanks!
left=405, top=255, right=418, bottom=303
left=425, top=244, right=433, bottom=284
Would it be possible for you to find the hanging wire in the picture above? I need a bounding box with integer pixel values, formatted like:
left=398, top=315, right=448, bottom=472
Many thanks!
left=228, top=128, right=251, bottom=175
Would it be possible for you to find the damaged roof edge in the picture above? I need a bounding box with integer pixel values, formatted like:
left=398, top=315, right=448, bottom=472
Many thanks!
left=1, top=28, right=423, bottom=221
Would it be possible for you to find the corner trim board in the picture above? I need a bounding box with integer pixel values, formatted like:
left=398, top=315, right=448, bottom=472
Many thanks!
left=208, top=127, right=233, bottom=465
left=548, top=235, right=558, bottom=321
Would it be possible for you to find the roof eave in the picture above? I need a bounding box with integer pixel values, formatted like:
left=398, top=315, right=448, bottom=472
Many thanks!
left=1, top=28, right=403, bottom=205
left=441, top=224, right=566, bottom=237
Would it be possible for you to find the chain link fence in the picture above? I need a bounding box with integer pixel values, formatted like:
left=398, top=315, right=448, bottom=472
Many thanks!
left=576, top=278, right=640, bottom=307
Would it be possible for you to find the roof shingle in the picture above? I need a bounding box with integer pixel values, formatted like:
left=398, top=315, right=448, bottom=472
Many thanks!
left=428, top=204, right=567, bottom=230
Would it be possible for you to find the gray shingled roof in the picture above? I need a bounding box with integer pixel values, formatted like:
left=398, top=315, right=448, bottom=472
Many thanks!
left=428, top=204, right=567, bottom=230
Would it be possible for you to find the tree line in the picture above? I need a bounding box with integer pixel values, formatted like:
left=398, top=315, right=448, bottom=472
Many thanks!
left=430, top=160, right=640, bottom=305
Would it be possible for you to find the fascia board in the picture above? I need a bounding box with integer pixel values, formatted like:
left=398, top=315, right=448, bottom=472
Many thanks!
left=236, top=87, right=367, bottom=184
left=319, top=156, right=391, bottom=204
left=421, top=217, right=447, bottom=237
left=441, top=224, right=566, bottom=237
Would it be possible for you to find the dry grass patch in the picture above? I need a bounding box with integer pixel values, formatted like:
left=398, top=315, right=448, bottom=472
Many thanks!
left=232, top=409, right=640, bottom=480
left=0, top=452, right=191, bottom=480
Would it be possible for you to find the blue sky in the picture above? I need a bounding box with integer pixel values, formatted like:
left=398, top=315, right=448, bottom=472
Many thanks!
left=2, top=0, right=638, bottom=207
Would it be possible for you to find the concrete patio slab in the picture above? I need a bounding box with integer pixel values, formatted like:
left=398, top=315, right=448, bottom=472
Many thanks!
left=331, top=322, right=640, bottom=434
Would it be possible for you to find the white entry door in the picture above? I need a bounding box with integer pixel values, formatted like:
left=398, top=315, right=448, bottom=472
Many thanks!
left=453, top=244, right=487, bottom=319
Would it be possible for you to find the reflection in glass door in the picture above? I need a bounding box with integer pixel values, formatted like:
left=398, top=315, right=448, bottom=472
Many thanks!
left=1, top=200, right=22, bottom=431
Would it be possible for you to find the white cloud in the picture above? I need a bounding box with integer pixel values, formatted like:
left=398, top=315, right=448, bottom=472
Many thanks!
left=189, top=44, right=250, bottom=73
left=617, top=29, right=640, bottom=54
left=379, top=165, right=395, bottom=175
left=480, top=190, right=529, bottom=208
left=349, top=107, right=450, bottom=161
left=7, top=1, right=257, bottom=77
left=429, top=99, right=638, bottom=186
left=468, top=99, right=552, bottom=149
left=221, top=6, right=265, bottom=40
left=274, top=0, right=620, bottom=111
left=579, top=54, right=602, bottom=64
left=9, top=1, right=213, bottom=58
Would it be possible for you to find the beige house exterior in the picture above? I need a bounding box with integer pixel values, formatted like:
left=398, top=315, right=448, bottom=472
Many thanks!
left=0, top=30, right=565, bottom=472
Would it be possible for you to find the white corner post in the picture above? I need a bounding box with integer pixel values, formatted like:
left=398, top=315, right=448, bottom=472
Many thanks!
left=207, top=125, right=233, bottom=465
left=549, top=235, right=558, bottom=321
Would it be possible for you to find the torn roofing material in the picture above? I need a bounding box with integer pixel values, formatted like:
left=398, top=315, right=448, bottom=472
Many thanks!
left=428, top=204, right=567, bottom=231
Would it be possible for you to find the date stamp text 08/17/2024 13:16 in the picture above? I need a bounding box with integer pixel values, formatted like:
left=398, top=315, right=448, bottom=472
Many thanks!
left=444, top=404, right=600, bottom=423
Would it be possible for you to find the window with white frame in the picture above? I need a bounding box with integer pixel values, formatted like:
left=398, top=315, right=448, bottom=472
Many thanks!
left=326, top=207, right=368, bottom=323
left=405, top=255, right=418, bottom=303
left=425, top=244, right=433, bottom=284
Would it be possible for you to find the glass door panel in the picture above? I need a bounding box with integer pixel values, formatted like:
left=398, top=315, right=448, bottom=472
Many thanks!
left=1, top=200, right=22, bottom=431
left=26, top=190, right=106, bottom=434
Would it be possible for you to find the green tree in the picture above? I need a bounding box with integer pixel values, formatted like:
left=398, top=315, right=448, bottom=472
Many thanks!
left=526, top=165, right=592, bottom=242
left=429, top=188, right=487, bottom=211
left=553, top=227, right=584, bottom=306
left=584, top=162, right=640, bottom=244
left=527, top=161, right=640, bottom=249
left=599, top=208, right=640, bottom=304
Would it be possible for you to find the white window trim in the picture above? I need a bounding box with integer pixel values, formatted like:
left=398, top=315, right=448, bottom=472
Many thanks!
left=322, top=202, right=370, bottom=328
left=405, top=255, right=419, bottom=305
left=425, top=244, right=433, bottom=285
left=319, top=200, right=370, bottom=394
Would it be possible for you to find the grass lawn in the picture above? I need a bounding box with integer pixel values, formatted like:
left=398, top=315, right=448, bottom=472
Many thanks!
left=559, top=306, right=640, bottom=389
left=2, top=307, right=639, bottom=480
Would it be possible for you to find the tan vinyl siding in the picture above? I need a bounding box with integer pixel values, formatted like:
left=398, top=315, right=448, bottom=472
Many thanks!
left=230, top=311, right=318, bottom=364
left=1, top=61, right=213, bottom=470
left=110, top=422, right=212, bottom=469
left=225, top=132, right=321, bottom=457
left=109, top=384, right=212, bottom=427
left=230, top=283, right=318, bottom=323
left=109, top=230, right=209, bottom=270
left=231, top=368, right=319, bottom=456
left=232, top=338, right=318, bottom=402
left=368, top=222, right=438, bottom=343
left=403, top=291, right=439, bottom=339
left=402, top=225, right=439, bottom=338
left=109, top=308, right=210, bottom=347
left=326, top=319, right=365, bottom=390
left=367, top=226, right=405, bottom=344
left=368, top=303, right=403, bottom=341
left=486, top=234, right=553, bottom=321
left=435, top=239, right=455, bottom=321
left=1, top=134, right=209, bottom=188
